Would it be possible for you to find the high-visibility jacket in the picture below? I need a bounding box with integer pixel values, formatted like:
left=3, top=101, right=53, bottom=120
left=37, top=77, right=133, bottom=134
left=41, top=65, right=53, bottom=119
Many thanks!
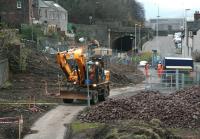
left=157, top=64, right=162, bottom=70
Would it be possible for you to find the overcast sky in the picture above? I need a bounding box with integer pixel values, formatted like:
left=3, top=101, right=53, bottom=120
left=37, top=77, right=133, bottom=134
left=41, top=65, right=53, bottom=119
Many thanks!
left=137, top=0, right=200, bottom=20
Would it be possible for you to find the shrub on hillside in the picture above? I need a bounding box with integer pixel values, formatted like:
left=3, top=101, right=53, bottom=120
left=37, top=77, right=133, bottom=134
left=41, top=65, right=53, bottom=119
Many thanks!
left=133, top=51, right=152, bottom=63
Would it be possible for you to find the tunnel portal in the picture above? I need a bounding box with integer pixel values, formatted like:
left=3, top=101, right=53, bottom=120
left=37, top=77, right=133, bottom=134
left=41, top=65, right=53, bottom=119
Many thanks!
left=112, top=36, right=134, bottom=52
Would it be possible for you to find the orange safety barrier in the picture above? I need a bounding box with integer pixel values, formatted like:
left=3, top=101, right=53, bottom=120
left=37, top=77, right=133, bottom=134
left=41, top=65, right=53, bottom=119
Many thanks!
left=0, top=115, right=23, bottom=139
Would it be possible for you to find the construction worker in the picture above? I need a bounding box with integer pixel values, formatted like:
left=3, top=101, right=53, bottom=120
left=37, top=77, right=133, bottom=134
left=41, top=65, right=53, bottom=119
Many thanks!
left=157, top=61, right=163, bottom=78
left=89, top=65, right=96, bottom=83
left=144, top=62, right=150, bottom=78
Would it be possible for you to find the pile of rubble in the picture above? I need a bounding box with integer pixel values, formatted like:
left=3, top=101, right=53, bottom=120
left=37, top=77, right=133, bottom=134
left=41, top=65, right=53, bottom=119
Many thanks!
left=78, top=86, right=200, bottom=128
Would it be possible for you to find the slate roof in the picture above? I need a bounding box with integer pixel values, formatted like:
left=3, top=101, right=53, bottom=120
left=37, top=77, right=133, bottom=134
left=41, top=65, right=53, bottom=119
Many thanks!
left=38, top=0, right=48, bottom=8
left=44, top=1, right=67, bottom=12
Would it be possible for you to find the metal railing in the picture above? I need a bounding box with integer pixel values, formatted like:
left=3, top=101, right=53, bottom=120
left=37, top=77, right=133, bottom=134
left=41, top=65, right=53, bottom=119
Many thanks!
left=145, top=69, right=200, bottom=91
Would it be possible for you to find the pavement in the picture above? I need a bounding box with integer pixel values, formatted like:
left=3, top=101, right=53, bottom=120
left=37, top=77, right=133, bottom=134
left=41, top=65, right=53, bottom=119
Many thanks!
left=23, top=105, right=85, bottom=139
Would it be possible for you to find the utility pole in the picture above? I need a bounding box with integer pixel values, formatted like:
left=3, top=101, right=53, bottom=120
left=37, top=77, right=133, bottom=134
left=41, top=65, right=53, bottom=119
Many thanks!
left=134, top=24, right=137, bottom=52
left=85, top=38, right=91, bottom=107
left=139, top=24, right=141, bottom=51
left=108, top=28, right=111, bottom=49
left=156, top=6, right=160, bottom=54
left=184, top=9, right=190, bottom=57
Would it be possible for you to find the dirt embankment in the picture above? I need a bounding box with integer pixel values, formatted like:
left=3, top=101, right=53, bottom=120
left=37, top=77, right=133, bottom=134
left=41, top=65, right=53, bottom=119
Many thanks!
left=0, top=49, right=62, bottom=139
left=108, top=64, right=145, bottom=88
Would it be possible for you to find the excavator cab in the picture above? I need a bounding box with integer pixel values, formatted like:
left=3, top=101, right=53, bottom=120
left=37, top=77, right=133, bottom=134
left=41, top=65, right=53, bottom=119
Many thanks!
left=86, top=58, right=107, bottom=85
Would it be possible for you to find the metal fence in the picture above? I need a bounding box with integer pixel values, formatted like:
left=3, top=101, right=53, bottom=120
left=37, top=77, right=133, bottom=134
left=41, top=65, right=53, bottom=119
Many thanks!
left=145, top=69, right=200, bottom=91
left=110, top=50, right=134, bottom=65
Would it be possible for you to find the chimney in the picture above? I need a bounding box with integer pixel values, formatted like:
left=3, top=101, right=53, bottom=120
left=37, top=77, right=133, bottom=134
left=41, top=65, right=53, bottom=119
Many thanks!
left=194, top=11, right=200, bottom=21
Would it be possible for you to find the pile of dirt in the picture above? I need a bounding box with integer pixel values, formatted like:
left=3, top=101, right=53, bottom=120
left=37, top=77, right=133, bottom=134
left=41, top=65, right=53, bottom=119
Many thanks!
left=78, top=86, right=200, bottom=128
left=25, top=49, right=61, bottom=76
left=25, top=49, right=145, bottom=89
left=0, top=49, right=61, bottom=139
left=25, top=49, right=144, bottom=89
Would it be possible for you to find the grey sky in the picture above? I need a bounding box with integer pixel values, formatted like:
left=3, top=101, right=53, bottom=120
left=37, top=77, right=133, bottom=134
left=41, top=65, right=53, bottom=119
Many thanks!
left=137, top=0, right=200, bottom=20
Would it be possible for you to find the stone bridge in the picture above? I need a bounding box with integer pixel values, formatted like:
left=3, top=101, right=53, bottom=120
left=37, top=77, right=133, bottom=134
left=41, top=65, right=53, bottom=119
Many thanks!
left=75, top=24, right=150, bottom=52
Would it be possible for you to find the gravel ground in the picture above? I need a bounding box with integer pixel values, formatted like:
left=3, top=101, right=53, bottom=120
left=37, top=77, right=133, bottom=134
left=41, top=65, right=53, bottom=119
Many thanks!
left=78, top=86, right=200, bottom=128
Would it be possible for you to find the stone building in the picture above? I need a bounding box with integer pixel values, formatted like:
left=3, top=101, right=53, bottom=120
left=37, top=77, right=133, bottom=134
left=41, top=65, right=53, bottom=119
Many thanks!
left=38, top=0, right=68, bottom=33
left=0, top=0, right=39, bottom=26
left=186, top=11, right=200, bottom=56
left=0, top=0, right=68, bottom=33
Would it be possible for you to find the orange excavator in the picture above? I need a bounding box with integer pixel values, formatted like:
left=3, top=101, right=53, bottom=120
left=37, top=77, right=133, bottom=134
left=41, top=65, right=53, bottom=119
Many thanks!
left=56, top=45, right=110, bottom=104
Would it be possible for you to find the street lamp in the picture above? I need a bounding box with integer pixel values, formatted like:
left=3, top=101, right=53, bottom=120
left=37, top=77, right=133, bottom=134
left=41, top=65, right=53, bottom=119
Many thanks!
left=79, top=37, right=90, bottom=107
left=184, top=8, right=190, bottom=57
left=138, top=24, right=141, bottom=51
left=108, top=28, right=111, bottom=49
left=156, top=6, right=160, bottom=53
left=134, top=24, right=137, bottom=52
left=156, top=4, right=160, bottom=38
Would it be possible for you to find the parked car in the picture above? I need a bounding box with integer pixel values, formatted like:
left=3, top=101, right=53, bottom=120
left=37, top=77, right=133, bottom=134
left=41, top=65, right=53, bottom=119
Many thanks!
left=173, top=36, right=181, bottom=43
left=177, top=43, right=182, bottom=49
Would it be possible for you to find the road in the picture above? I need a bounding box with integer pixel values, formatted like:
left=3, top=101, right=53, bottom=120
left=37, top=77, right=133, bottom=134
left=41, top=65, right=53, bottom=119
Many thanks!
left=143, top=36, right=180, bottom=57
left=23, top=84, right=145, bottom=139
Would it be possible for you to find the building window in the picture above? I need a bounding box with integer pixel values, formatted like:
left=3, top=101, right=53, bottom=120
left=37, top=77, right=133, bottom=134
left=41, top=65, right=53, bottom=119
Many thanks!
left=17, top=0, right=22, bottom=9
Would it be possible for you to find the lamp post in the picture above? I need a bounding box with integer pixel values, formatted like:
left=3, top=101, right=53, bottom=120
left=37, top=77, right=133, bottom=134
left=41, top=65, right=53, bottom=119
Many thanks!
left=138, top=24, right=141, bottom=51
left=156, top=6, right=160, bottom=53
left=86, top=62, right=90, bottom=107
left=156, top=5, right=160, bottom=37
left=108, top=28, right=111, bottom=49
left=79, top=37, right=90, bottom=107
left=134, top=24, right=137, bottom=52
left=85, top=37, right=91, bottom=107
left=184, top=9, right=190, bottom=57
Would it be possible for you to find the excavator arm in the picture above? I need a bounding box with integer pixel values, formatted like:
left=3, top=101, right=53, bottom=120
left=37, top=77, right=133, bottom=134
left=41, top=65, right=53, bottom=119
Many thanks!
left=56, top=48, right=87, bottom=85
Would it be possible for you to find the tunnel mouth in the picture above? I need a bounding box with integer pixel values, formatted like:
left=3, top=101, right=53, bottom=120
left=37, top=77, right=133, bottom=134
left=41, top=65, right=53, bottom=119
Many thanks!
left=112, top=36, right=134, bottom=52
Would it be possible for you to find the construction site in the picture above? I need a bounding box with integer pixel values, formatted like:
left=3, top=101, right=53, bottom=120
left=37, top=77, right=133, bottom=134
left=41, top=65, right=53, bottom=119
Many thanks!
left=0, top=27, right=200, bottom=139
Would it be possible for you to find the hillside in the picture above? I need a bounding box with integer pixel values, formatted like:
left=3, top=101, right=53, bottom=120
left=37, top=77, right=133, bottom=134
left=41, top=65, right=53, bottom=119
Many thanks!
left=55, top=0, right=145, bottom=25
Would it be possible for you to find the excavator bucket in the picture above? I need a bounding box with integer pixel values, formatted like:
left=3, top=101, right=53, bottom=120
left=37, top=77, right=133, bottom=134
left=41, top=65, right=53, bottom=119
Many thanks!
left=58, top=90, right=89, bottom=100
